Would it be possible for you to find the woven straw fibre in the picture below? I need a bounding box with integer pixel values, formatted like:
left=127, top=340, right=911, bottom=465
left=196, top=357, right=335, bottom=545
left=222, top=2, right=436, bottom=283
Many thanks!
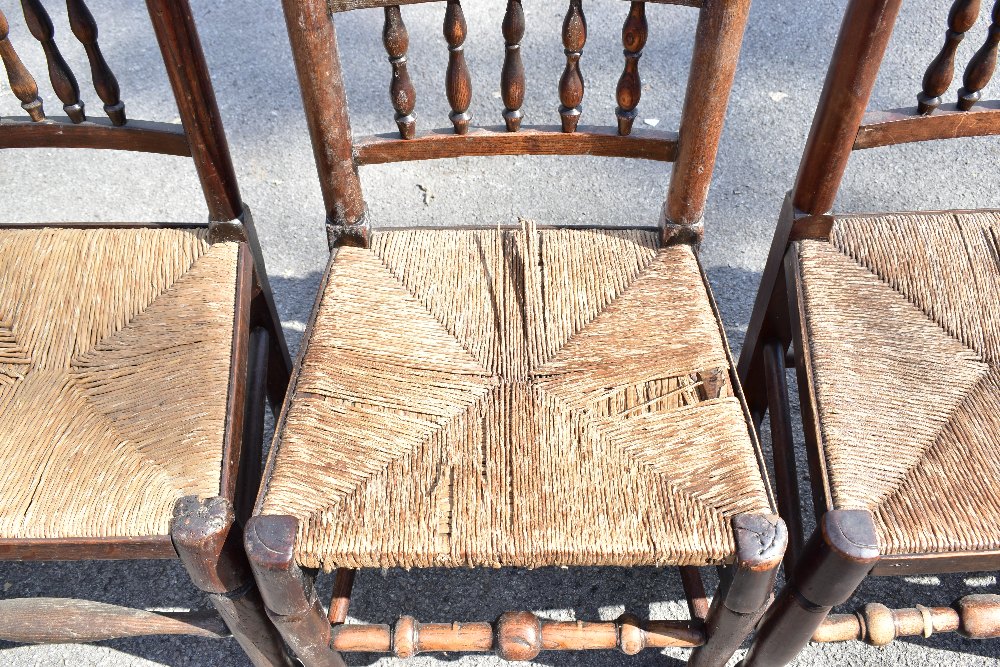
left=261, top=223, right=770, bottom=570
left=0, top=228, right=238, bottom=540
left=795, top=211, right=1000, bottom=556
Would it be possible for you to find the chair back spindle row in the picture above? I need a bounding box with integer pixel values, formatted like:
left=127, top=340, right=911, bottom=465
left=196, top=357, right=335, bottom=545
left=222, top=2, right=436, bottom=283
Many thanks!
left=284, top=0, right=753, bottom=244
left=21, top=0, right=85, bottom=122
left=66, top=0, right=124, bottom=125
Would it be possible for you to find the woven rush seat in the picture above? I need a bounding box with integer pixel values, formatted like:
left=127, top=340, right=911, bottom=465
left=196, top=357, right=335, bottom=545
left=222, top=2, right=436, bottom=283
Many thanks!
left=0, top=227, right=238, bottom=541
left=260, top=224, right=771, bottom=571
left=791, top=211, right=1000, bottom=556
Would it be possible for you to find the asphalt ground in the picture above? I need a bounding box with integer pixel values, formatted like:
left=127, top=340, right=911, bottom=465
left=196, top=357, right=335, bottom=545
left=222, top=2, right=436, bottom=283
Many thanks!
left=0, top=0, right=998, bottom=664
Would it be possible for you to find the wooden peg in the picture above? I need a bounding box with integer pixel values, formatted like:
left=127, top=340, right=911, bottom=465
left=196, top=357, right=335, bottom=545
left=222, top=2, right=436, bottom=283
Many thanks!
left=384, top=5, right=416, bottom=139
left=0, top=7, right=44, bottom=120
left=500, top=0, right=525, bottom=131
left=558, top=0, right=587, bottom=133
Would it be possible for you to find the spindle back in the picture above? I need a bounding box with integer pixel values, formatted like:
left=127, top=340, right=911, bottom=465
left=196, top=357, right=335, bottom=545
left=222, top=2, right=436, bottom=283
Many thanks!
left=282, top=0, right=752, bottom=247
left=792, top=0, right=1000, bottom=217
left=0, top=0, right=244, bottom=224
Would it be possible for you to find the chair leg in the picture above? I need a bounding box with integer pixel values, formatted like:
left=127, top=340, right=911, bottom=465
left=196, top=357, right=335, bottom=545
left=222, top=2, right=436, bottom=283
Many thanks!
left=171, top=496, right=293, bottom=667
left=236, top=327, right=270, bottom=526
left=245, top=514, right=346, bottom=667
left=740, top=509, right=879, bottom=666
left=687, top=514, right=786, bottom=667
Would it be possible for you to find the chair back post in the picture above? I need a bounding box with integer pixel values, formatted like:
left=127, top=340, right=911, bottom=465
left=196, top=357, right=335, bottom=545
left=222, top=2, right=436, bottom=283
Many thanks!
left=282, top=0, right=368, bottom=248
left=145, top=0, right=244, bottom=224
left=791, top=0, right=903, bottom=217
left=662, top=0, right=751, bottom=241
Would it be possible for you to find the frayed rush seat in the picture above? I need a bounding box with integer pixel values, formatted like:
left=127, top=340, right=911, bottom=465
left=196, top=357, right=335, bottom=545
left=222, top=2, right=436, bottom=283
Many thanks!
left=791, top=211, right=1000, bottom=557
left=259, top=223, right=773, bottom=571
left=0, top=227, right=238, bottom=541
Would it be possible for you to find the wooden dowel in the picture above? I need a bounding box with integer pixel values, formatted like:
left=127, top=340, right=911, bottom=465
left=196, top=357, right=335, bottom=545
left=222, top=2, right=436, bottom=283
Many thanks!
left=328, top=612, right=705, bottom=657
left=0, top=6, right=45, bottom=120
left=813, top=595, right=1000, bottom=645
left=328, top=568, right=356, bottom=624
left=21, top=0, right=84, bottom=122
left=679, top=566, right=710, bottom=621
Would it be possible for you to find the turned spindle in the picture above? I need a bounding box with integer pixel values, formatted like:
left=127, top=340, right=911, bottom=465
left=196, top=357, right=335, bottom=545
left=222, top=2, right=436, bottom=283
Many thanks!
left=0, top=7, right=44, bottom=120
left=384, top=5, right=416, bottom=139
left=21, top=0, right=84, bottom=122
left=558, top=0, right=587, bottom=133
left=327, top=611, right=705, bottom=657
left=616, top=1, right=647, bottom=135
left=443, top=0, right=471, bottom=133
left=958, top=0, right=1000, bottom=109
left=813, top=594, right=1000, bottom=645
left=66, top=0, right=124, bottom=125
left=918, top=0, right=981, bottom=114
left=501, top=0, right=525, bottom=131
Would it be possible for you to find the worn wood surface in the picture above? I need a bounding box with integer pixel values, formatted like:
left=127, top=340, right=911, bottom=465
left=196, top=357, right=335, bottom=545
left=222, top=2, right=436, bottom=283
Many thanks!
left=0, top=599, right=228, bottom=643
left=856, top=102, right=1000, bottom=149
left=354, top=125, right=677, bottom=164
left=0, top=6, right=44, bottom=119
left=0, top=535, right=176, bottom=561
left=0, top=116, right=189, bottom=153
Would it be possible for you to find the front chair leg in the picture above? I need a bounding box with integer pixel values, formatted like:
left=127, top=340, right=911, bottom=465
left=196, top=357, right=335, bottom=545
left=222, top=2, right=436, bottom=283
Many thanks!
left=688, top=514, right=787, bottom=667
left=741, top=509, right=879, bottom=666
left=171, top=496, right=293, bottom=667
left=246, top=515, right=346, bottom=667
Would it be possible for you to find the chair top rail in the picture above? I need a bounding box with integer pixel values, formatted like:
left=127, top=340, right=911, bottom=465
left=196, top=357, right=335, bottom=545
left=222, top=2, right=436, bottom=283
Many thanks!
left=0, top=116, right=190, bottom=155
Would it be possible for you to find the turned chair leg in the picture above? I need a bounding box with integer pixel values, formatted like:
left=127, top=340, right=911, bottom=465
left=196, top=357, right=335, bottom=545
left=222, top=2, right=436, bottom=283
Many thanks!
left=171, top=496, right=293, bottom=667
left=246, top=515, right=346, bottom=667
left=741, top=509, right=879, bottom=666
left=688, top=514, right=787, bottom=667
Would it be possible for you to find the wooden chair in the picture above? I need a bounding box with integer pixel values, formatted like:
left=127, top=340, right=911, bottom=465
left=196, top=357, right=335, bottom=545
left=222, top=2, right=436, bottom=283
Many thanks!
left=0, top=1, right=293, bottom=664
left=245, top=0, right=785, bottom=665
left=737, top=0, right=1000, bottom=664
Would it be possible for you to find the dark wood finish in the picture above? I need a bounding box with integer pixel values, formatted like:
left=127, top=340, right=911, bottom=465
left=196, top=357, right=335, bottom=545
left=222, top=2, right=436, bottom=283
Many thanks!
left=444, top=0, right=471, bottom=134
left=813, top=594, right=1000, bottom=644
left=221, top=246, right=253, bottom=506
left=328, top=0, right=437, bottom=12
left=0, top=599, right=228, bottom=643
left=327, top=614, right=705, bottom=656
left=791, top=0, right=903, bottom=216
left=327, top=568, right=356, bottom=624
left=616, top=2, right=647, bottom=136
left=0, top=116, right=190, bottom=153
left=679, top=566, right=710, bottom=621
left=663, top=0, right=752, bottom=228
left=856, top=102, right=1000, bottom=148
left=146, top=0, right=243, bottom=223
left=384, top=5, right=417, bottom=140
left=742, top=510, right=879, bottom=666
left=558, top=0, right=587, bottom=133
left=281, top=0, right=367, bottom=243
left=236, top=327, right=270, bottom=525
left=172, top=496, right=293, bottom=667
left=872, top=549, right=1000, bottom=576
left=959, top=0, right=1000, bottom=109
left=918, top=0, right=981, bottom=114
left=0, top=535, right=176, bottom=561
left=0, top=7, right=45, bottom=120
left=245, top=515, right=346, bottom=667
left=500, top=0, right=525, bottom=131
left=67, top=0, right=125, bottom=125
left=354, top=125, right=678, bottom=164
left=689, top=514, right=786, bottom=667
left=21, top=0, right=85, bottom=122
left=763, top=341, right=804, bottom=569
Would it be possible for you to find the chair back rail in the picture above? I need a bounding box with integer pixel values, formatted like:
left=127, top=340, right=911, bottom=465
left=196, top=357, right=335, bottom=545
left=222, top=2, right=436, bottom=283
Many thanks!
left=0, top=0, right=243, bottom=224
left=282, top=0, right=752, bottom=244
left=795, top=0, right=1000, bottom=216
